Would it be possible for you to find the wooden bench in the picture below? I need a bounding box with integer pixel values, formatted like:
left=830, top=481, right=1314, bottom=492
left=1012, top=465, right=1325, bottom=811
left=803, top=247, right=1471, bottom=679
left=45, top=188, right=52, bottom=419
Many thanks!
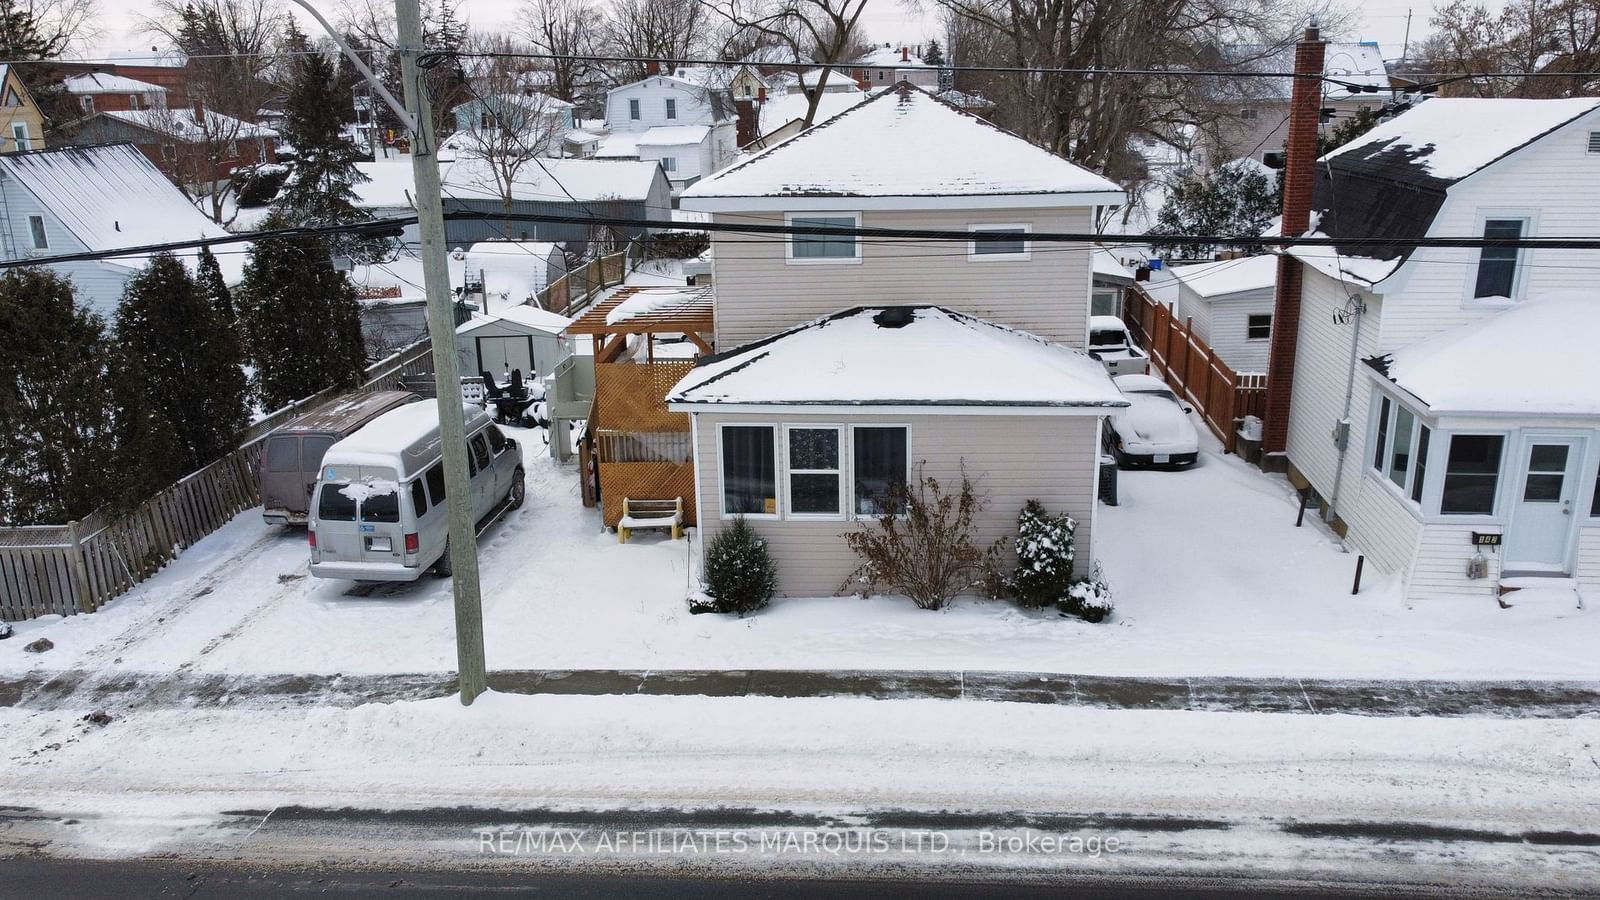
left=617, top=497, right=684, bottom=542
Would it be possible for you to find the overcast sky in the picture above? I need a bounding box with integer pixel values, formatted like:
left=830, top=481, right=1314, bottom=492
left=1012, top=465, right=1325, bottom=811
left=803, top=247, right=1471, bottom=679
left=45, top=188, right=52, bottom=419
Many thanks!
left=95, top=0, right=1464, bottom=64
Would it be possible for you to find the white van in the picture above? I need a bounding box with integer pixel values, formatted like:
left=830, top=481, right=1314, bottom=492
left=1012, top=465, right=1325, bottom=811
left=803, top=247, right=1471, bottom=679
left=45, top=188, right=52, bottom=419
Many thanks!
left=308, top=401, right=524, bottom=582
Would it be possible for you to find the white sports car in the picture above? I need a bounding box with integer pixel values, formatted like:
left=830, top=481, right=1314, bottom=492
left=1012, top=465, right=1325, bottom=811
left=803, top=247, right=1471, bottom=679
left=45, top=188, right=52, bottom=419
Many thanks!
left=1105, top=374, right=1200, bottom=468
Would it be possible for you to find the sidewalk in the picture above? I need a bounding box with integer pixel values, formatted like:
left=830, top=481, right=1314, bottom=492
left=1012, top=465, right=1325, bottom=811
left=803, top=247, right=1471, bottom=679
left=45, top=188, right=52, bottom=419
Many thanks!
left=7, top=666, right=1599, bottom=717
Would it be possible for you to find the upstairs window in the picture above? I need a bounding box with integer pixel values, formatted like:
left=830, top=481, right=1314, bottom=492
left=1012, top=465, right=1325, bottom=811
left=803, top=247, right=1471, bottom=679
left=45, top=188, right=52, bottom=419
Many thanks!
left=660, top=156, right=676, bottom=172
left=10, top=122, right=29, bottom=151
left=1473, top=218, right=1525, bottom=300
left=628, top=98, right=640, bottom=120
left=665, top=98, right=677, bottom=119
left=787, top=212, right=859, bottom=263
left=968, top=224, right=1030, bottom=261
left=1247, top=314, right=1272, bottom=340
left=27, top=215, right=46, bottom=249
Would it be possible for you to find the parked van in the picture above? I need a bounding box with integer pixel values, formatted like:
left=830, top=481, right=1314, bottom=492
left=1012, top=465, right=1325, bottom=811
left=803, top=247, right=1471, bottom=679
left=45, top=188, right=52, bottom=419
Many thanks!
left=308, top=401, right=525, bottom=582
left=260, top=391, right=421, bottom=525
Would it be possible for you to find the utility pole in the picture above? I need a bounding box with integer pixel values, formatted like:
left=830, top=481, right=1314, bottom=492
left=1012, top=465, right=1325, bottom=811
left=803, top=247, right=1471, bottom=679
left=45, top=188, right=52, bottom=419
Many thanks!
left=394, top=0, right=489, bottom=705
left=287, top=0, right=488, bottom=705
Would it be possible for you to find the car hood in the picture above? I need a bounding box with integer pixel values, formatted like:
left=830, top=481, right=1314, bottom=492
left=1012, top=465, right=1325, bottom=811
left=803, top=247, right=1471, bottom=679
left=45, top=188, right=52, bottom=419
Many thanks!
left=1113, top=394, right=1199, bottom=448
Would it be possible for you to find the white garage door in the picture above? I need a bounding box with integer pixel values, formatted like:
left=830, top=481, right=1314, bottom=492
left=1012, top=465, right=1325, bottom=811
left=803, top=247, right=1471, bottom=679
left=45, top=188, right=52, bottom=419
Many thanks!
left=476, top=335, right=535, bottom=379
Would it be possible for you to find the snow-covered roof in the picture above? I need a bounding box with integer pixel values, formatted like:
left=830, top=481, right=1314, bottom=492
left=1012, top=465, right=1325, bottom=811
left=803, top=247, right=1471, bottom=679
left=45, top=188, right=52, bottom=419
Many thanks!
left=102, top=108, right=277, bottom=141
left=457, top=303, right=572, bottom=336
left=1369, top=298, right=1600, bottom=416
left=683, top=83, right=1123, bottom=210
left=636, top=125, right=710, bottom=146
left=1324, top=97, right=1600, bottom=181
left=855, top=47, right=931, bottom=68
left=606, top=286, right=704, bottom=327
left=91, top=47, right=188, bottom=67
left=564, top=129, right=602, bottom=144
left=594, top=132, right=642, bottom=158
left=452, top=91, right=574, bottom=115
left=1169, top=254, right=1278, bottom=298
left=671, top=65, right=762, bottom=90
left=668, top=306, right=1127, bottom=411
left=0, top=143, right=245, bottom=283
left=442, top=155, right=663, bottom=204
left=63, top=72, right=167, bottom=94
left=1092, top=247, right=1136, bottom=284
left=461, top=241, right=564, bottom=306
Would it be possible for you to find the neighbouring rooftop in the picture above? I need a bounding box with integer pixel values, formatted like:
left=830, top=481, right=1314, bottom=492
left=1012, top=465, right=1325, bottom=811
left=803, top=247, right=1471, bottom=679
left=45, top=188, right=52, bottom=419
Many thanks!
left=102, top=107, right=277, bottom=141
left=1168, top=254, right=1278, bottom=298
left=668, top=306, right=1128, bottom=410
left=1367, top=297, right=1600, bottom=417
left=63, top=72, right=167, bottom=94
left=681, top=83, right=1123, bottom=209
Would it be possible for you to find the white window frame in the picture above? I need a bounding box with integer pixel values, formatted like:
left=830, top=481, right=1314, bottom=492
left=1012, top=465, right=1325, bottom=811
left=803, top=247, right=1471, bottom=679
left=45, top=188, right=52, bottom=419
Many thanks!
left=1430, top=430, right=1511, bottom=521
left=784, top=211, right=862, bottom=265
left=659, top=155, right=677, bottom=173
left=967, top=223, right=1031, bottom=261
left=716, top=422, right=780, bottom=520
left=665, top=98, right=677, bottom=120
left=782, top=424, right=846, bottom=520
left=628, top=98, right=640, bottom=120
left=27, top=215, right=47, bottom=249
left=10, top=121, right=29, bottom=150
left=1465, top=208, right=1537, bottom=307
left=1366, top=387, right=1430, bottom=511
left=848, top=424, right=911, bottom=520
left=1246, top=313, right=1272, bottom=341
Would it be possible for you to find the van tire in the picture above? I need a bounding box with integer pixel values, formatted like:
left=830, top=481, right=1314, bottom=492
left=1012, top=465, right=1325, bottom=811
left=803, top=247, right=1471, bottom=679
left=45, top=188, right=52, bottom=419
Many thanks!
left=509, top=469, right=526, bottom=509
left=432, top=541, right=453, bottom=577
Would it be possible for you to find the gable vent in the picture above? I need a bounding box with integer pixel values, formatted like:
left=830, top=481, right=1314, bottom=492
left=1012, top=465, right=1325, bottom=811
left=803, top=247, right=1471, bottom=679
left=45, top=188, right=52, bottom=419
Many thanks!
left=1589, top=131, right=1600, bottom=153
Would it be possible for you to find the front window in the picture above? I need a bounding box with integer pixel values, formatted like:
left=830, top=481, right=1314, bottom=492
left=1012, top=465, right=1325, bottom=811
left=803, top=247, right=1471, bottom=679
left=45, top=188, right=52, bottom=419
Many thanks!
left=28, top=215, right=46, bottom=249
left=968, top=224, right=1030, bottom=260
left=786, top=427, right=842, bottom=516
left=1247, top=314, right=1272, bottom=340
left=1473, top=218, right=1525, bottom=299
left=1370, top=393, right=1429, bottom=504
left=722, top=425, right=776, bottom=515
left=1440, top=434, right=1504, bottom=515
left=787, top=213, right=859, bottom=262
left=853, top=426, right=908, bottom=516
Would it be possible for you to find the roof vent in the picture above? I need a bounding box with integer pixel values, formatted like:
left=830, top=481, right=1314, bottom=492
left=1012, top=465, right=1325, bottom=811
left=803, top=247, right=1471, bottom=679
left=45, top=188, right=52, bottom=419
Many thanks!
left=1588, top=131, right=1600, bottom=154
left=873, top=306, right=916, bottom=328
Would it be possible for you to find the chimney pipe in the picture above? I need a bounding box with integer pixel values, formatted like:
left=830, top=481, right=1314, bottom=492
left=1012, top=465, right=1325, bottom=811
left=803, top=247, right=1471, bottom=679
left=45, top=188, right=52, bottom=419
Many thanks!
left=1261, top=24, right=1325, bottom=458
left=645, top=60, right=661, bottom=77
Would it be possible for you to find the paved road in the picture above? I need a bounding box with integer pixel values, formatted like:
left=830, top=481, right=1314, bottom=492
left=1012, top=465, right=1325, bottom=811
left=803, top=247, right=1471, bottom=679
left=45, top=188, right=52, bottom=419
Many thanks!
left=6, top=666, right=1600, bottom=717
left=0, top=856, right=1536, bottom=899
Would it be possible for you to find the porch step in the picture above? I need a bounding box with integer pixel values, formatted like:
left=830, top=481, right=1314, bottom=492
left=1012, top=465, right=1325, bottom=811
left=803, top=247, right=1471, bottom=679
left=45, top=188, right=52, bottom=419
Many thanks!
left=1497, top=576, right=1583, bottom=611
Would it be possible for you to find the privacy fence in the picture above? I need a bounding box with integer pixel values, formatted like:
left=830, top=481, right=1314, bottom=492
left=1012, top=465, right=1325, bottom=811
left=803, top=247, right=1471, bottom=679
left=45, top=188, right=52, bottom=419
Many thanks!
left=1, top=243, right=644, bottom=622
left=1123, top=285, right=1269, bottom=455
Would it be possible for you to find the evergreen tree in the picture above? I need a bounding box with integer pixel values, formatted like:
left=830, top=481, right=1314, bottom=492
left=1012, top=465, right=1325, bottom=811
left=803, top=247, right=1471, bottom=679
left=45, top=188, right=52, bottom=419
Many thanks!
left=1149, top=159, right=1280, bottom=259
left=923, top=39, right=943, bottom=66
left=115, top=253, right=250, bottom=474
left=0, top=268, right=116, bottom=524
left=273, top=21, right=387, bottom=262
left=238, top=223, right=368, bottom=411
left=108, top=347, right=187, bottom=511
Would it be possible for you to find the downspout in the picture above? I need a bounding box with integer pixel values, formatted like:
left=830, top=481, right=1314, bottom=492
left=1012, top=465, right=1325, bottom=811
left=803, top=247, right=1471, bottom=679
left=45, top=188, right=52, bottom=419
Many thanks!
left=1324, top=296, right=1365, bottom=525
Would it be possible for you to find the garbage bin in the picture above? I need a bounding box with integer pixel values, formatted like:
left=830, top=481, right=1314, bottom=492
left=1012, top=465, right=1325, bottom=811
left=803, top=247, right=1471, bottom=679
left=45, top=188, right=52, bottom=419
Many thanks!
left=1098, top=453, right=1118, bottom=506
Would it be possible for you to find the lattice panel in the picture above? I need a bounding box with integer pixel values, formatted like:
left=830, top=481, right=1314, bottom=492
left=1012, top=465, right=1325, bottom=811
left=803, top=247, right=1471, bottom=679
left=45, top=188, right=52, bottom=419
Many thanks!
left=591, top=361, right=696, bottom=433
left=600, top=461, right=698, bottom=528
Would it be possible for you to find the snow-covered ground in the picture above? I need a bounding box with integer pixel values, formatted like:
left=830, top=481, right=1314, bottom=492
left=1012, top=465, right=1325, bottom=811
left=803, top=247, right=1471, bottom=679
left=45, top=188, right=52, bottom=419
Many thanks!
left=3, top=424, right=1596, bottom=681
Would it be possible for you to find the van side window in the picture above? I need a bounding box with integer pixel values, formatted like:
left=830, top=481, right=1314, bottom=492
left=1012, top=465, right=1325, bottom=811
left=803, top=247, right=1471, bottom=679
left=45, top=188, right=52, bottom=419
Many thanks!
left=318, top=484, right=357, bottom=521
left=425, top=463, right=446, bottom=504
left=265, top=437, right=298, bottom=472
left=471, top=434, right=491, bottom=472
left=410, top=479, right=428, bottom=516
left=487, top=425, right=507, bottom=454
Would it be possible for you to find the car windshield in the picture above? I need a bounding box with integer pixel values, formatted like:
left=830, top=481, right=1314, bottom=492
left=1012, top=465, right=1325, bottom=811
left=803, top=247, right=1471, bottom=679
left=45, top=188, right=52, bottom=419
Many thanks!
left=1134, top=388, right=1179, bottom=403
left=1089, top=330, right=1127, bottom=347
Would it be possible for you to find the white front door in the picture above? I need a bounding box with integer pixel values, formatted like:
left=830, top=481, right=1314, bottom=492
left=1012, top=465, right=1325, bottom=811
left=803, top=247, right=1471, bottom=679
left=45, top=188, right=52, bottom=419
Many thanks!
left=1503, top=436, right=1585, bottom=572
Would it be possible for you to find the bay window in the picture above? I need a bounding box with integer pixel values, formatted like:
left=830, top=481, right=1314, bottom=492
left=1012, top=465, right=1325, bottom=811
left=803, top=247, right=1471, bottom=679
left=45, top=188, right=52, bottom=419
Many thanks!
left=786, top=426, right=842, bottom=516
left=1371, top=392, right=1429, bottom=504
left=853, top=426, right=908, bottom=516
left=721, top=425, right=776, bottom=516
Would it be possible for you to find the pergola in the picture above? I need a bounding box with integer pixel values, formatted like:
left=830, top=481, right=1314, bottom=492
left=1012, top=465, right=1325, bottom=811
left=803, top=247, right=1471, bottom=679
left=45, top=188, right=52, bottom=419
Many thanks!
left=565, top=286, right=715, bottom=363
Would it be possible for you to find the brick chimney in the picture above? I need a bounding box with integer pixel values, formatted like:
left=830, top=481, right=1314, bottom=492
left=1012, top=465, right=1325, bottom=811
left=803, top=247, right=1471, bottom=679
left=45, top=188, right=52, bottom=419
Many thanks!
left=734, top=99, right=757, bottom=147
left=901, top=46, right=910, bottom=62
left=645, top=61, right=661, bottom=77
left=191, top=98, right=205, bottom=121
left=1261, top=24, right=1325, bottom=459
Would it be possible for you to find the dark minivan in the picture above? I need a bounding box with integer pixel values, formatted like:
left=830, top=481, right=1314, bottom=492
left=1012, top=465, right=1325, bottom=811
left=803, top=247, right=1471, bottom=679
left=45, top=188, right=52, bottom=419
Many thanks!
left=259, top=391, right=421, bottom=525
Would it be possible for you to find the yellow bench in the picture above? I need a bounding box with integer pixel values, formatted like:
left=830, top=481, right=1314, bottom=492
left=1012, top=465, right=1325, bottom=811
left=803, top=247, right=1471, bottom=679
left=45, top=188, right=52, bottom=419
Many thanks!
left=618, top=497, right=684, bottom=542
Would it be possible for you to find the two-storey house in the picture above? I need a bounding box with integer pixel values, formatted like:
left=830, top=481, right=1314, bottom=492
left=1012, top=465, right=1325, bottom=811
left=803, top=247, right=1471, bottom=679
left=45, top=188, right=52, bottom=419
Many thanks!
left=664, top=84, right=1128, bottom=597
left=1275, top=97, right=1600, bottom=605
left=447, top=92, right=576, bottom=157
left=63, top=72, right=169, bottom=115
left=0, top=142, right=245, bottom=316
left=599, top=73, right=739, bottom=193
left=0, top=66, right=46, bottom=152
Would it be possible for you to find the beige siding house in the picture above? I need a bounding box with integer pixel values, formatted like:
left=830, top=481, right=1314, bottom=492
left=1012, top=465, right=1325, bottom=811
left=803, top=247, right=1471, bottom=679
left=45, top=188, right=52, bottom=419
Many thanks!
left=673, top=84, right=1128, bottom=598
left=0, top=66, right=46, bottom=152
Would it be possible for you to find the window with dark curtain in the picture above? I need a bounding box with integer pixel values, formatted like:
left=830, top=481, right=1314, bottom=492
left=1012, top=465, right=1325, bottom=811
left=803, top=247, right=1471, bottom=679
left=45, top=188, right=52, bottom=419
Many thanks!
left=1440, top=435, right=1503, bottom=515
left=1473, top=219, right=1523, bottom=299
left=722, top=426, right=775, bottom=515
left=853, top=427, right=908, bottom=515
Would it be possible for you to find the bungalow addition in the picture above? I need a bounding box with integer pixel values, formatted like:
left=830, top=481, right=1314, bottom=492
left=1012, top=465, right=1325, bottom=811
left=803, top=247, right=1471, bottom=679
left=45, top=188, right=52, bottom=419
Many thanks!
left=1276, top=97, right=1600, bottom=604
left=671, top=83, right=1128, bottom=597
left=1165, top=254, right=1277, bottom=373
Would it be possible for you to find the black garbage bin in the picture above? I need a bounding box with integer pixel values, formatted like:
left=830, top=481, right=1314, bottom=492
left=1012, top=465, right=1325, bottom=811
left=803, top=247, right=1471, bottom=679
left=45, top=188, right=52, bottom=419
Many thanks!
left=1098, top=454, right=1118, bottom=506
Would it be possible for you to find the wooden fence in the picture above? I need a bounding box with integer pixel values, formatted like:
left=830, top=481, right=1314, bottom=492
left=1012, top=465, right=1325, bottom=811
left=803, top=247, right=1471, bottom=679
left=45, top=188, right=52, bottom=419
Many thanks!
left=0, top=340, right=439, bottom=622
left=545, top=248, right=630, bottom=317
left=1123, top=285, right=1268, bottom=454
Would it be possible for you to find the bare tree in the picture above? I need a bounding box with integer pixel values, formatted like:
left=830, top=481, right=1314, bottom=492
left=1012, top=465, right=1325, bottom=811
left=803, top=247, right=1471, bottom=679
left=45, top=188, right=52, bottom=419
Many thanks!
left=1422, top=0, right=1600, bottom=98
left=602, top=0, right=711, bottom=82
left=703, top=0, right=872, bottom=127
left=518, top=0, right=599, bottom=102
left=0, top=0, right=100, bottom=59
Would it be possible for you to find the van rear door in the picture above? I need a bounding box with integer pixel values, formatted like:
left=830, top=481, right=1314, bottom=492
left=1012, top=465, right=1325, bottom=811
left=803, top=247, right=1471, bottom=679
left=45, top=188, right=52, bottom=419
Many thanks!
left=314, top=466, right=406, bottom=565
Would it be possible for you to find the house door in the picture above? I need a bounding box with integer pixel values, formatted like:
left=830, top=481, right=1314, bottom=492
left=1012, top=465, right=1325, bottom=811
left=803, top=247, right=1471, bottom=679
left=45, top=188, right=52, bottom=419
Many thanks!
left=1503, top=436, right=1585, bottom=572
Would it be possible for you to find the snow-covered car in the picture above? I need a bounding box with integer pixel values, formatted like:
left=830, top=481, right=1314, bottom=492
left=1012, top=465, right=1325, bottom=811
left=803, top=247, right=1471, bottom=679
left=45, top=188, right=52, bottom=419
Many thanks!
left=1087, top=316, right=1150, bottom=376
left=1105, top=374, right=1199, bottom=468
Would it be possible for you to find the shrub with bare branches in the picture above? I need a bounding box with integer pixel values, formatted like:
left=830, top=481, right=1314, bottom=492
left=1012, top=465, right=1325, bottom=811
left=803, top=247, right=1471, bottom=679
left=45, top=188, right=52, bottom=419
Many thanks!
left=841, top=464, right=1004, bottom=610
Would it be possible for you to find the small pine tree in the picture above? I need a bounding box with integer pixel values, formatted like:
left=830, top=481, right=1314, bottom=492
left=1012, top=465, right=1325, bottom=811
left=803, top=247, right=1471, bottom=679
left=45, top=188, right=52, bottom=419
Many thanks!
left=1149, top=160, right=1280, bottom=259
left=237, top=224, right=368, bottom=411
left=115, top=253, right=249, bottom=474
left=1010, top=500, right=1077, bottom=609
left=697, top=516, right=778, bottom=615
left=0, top=268, right=117, bottom=524
left=923, top=39, right=944, bottom=66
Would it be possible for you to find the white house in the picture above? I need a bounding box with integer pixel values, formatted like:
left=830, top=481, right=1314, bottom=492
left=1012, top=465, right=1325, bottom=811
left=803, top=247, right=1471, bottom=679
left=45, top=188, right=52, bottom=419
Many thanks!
left=1276, top=97, right=1600, bottom=605
left=601, top=73, right=739, bottom=192
left=1211, top=41, right=1392, bottom=164
left=0, top=142, right=245, bottom=316
left=671, top=83, right=1127, bottom=597
left=1166, top=254, right=1277, bottom=372
left=853, top=45, right=939, bottom=90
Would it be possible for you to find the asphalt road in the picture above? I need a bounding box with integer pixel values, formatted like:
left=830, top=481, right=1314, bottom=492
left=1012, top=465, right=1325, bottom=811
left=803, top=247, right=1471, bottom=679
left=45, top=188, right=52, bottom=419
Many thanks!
left=0, top=857, right=1499, bottom=899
